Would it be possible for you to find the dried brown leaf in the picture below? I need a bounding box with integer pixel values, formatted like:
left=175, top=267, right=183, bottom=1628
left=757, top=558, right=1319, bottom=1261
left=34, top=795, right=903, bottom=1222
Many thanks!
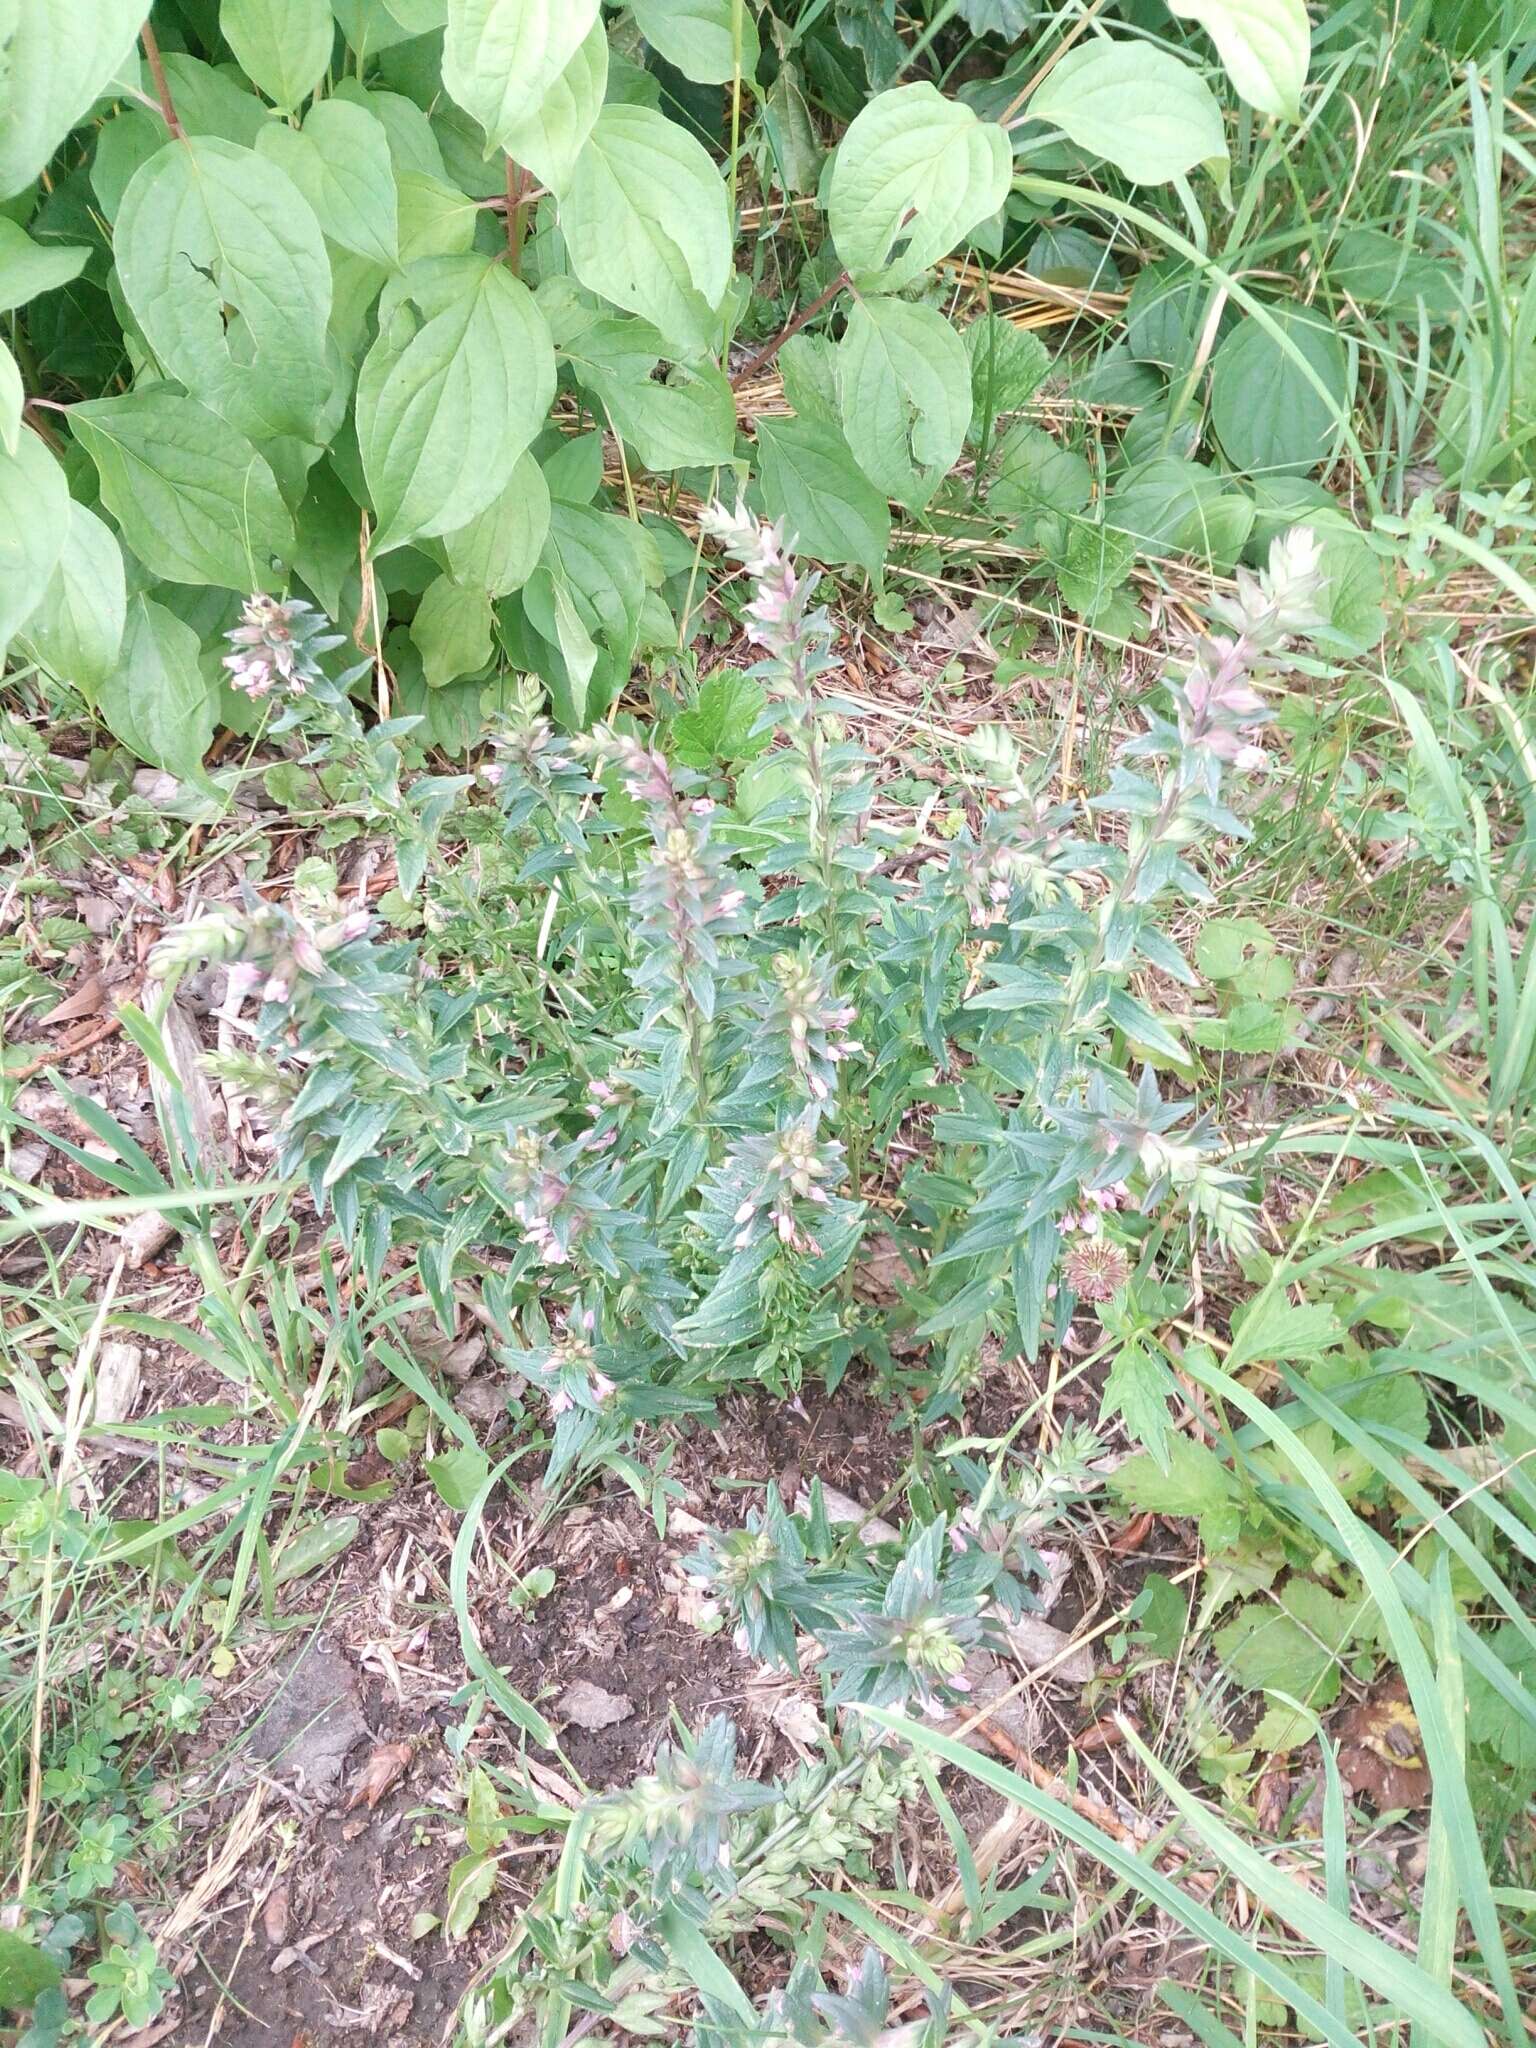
left=558, top=1680, right=634, bottom=1731
left=344, top=1740, right=413, bottom=1812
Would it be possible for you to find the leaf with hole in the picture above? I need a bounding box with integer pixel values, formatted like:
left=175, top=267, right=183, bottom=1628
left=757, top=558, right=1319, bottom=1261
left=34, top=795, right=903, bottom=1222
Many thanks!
left=115, top=138, right=333, bottom=442
left=1025, top=40, right=1227, bottom=186
left=71, top=391, right=296, bottom=591
left=356, top=253, right=555, bottom=553
left=826, top=83, right=1011, bottom=292
left=837, top=295, right=971, bottom=510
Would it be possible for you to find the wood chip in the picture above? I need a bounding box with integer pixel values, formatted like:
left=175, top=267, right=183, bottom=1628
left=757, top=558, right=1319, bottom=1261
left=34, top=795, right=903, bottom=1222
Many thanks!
left=558, top=1680, right=634, bottom=1731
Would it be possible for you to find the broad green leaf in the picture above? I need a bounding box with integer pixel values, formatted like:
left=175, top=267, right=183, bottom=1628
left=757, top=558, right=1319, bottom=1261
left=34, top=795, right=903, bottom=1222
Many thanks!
left=0, top=217, right=89, bottom=313
left=145, top=52, right=268, bottom=146
left=1167, top=0, right=1310, bottom=121
left=990, top=420, right=1091, bottom=517
left=0, top=0, right=145, bottom=200
left=443, top=0, right=601, bottom=150
left=291, top=460, right=363, bottom=618
left=411, top=574, right=493, bottom=687
left=827, top=83, right=1012, bottom=292
left=98, top=596, right=216, bottom=781
left=1209, top=309, right=1349, bottom=476
left=1330, top=226, right=1461, bottom=320
left=425, top=1442, right=491, bottom=1508
left=1055, top=520, right=1136, bottom=619
left=1126, top=257, right=1218, bottom=367
left=356, top=253, right=555, bottom=552
left=16, top=502, right=126, bottom=695
left=255, top=101, right=399, bottom=268
left=837, top=295, right=970, bottom=510
left=496, top=18, right=607, bottom=195
left=439, top=451, right=550, bottom=595
left=384, top=0, right=450, bottom=26
left=1213, top=1580, right=1361, bottom=1703
left=397, top=172, right=479, bottom=264
left=444, top=1849, right=497, bottom=1937
left=0, top=429, right=69, bottom=650
left=523, top=501, right=655, bottom=724
left=561, top=105, right=731, bottom=356
left=1106, top=455, right=1224, bottom=552
left=1108, top=1434, right=1236, bottom=1516
left=332, top=79, right=447, bottom=179
left=0, top=337, right=19, bottom=455
left=779, top=335, right=840, bottom=423
left=670, top=670, right=767, bottom=767
left=330, top=0, right=420, bottom=53
left=548, top=291, right=737, bottom=469
left=221, top=0, right=335, bottom=109
left=0, top=1929, right=60, bottom=2009
left=71, top=391, right=295, bottom=590
left=91, top=109, right=166, bottom=223
left=115, top=138, right=333, bottom=441
left=755, top=413, right=890, bottom=579
left=632, top=0, right=760, bottom=86
left=1026, top=40, right=1227, bottom=186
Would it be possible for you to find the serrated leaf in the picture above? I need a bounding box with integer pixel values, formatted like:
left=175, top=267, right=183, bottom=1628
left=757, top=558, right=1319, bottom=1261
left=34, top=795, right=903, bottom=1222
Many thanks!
left=255, top=100, right=399, bottom=268
left=220, top=0, right=335, bottom=109
left=827, top=83, right=1011, bottom=292
left=443, top=0, right=601, bottom=151
left=837, top=294, right=970, bottom=510
left=71, top=391, right=295, bottom=591
left=965, top=313, right=1049, bottom=431
left=0, top=218, right=89, bottom=314
left=0, top=0, right=145, bottom=201
left=1213, top=1580, right=1361, bottom=1703
left=411, top=574, right=492, bottom=687
left=16, top=502, right=126, bottom=696
left=990, top=420, right=1091, bottom=517
left=1108, top=1434, right=1236, bottom=1517
left=356, top=253, right=555, bottom=553
left=670, top=670, right=767, bottom=767
left=1231, top=1296, right=1342, bottom=1362
left=632, top=0, right=759, bottom=85
left=0, top=429, right=69, bottom=650
left=1026, top=40, right=1227, bottom=186
left=1167, top=0, right=1310, bottom=121
left=561, top=104, right=731, bottom=357
left=755, top=413, right=890, bottom=579
left=1101, top=1341, right=1174, bottom=1468
left=439, top=451, right=550, bottom=596
left=97, top=596, right=215, bottom=781
left=495, top=17, right=607, bottom=196
left=1055, top=520, right=1135, bottom=618
left=115, top=137, right=333, bottom=441
left=1209, top=309, right=1349, bottom=476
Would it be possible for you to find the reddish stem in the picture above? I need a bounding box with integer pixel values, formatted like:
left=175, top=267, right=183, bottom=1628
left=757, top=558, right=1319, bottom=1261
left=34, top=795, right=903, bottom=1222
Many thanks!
left=140, top=19, right=184, bottom=139
left=729, top=269, right=850, bottom=389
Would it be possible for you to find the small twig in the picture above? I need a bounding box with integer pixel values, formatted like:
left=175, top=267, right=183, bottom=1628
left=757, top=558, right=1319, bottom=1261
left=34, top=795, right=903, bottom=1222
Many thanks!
left=730, top=268, right=850, bottom=389
left=140, top=18, right=184, bottom=140
left=504, top=156, right=529, bottom=274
